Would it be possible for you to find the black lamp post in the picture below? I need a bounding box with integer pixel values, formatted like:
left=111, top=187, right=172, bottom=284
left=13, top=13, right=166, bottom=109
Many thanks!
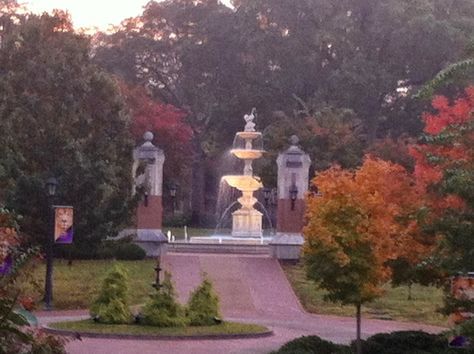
left=44, top=177, right=58, bottom=310
left=169, top=183, right=177, bottom=216
left=152, top=256, right=162, bottom=290
left=289, top=184, right=298, bottom=211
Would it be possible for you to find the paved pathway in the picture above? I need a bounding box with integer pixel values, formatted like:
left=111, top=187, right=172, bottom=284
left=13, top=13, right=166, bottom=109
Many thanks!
left=37, top=253, right=446, bottom=354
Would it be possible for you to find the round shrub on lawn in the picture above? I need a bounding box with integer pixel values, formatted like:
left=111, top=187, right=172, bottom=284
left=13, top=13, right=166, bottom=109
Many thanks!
left=270, top=335, right=350, bottom=354
left=187, top=277, right=220, bottom=326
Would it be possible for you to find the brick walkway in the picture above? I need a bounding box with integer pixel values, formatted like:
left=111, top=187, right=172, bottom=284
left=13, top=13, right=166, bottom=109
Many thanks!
left=37, top=253, right=446, bottom=354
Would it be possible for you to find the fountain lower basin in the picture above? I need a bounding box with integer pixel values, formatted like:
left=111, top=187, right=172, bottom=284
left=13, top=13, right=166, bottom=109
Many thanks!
left=190, top=235, right=273, bottom=244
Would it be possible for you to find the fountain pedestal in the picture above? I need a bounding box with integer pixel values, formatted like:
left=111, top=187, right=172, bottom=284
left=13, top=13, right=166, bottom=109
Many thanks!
left=231, top=209, right=263, bottom=237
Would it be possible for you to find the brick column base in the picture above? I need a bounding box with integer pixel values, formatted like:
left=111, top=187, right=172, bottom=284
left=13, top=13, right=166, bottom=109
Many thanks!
left=276, top=199, right=305, bottom=233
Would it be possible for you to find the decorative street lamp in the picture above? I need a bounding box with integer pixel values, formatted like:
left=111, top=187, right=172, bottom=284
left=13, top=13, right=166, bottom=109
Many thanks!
left=46, top=177, right=58, bottom=197
left=44, top=177, right=58, bottom=310
left=263, top=187, right=271, bottom=207
left=152, top=255, right=162, bottom=290
left=289, top=184, right=298, bottom=211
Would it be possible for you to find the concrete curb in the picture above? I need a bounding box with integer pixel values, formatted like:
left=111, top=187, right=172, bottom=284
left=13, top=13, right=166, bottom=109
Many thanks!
left=42, top=324, right=274, bottom=341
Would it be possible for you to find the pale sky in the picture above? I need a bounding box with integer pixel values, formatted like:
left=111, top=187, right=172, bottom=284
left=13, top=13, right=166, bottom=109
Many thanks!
left=26, top=0, right=233, bottom=32
left=26, top=0, right=150, bottom=31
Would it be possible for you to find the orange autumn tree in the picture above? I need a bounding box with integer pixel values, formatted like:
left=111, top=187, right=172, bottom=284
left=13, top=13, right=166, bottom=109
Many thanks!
left=303, top=157, right=433, bottom=354
left=410, top=87, right=474, bottom=317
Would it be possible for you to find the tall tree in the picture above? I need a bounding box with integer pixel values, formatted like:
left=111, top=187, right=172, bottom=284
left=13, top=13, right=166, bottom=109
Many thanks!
left=304, top=157, right=432, bottom=354
left=410, top=86, right=474, bottom=272
left=410, top=86, right=474, bottom=318
left=93, top=0, right=474, bottom=223
left=0, top=12, right=134, bottom=252
left=94, top=0, right=249, bottom=224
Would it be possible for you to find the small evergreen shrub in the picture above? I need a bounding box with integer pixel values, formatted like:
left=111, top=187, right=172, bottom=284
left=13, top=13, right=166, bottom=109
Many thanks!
left=270, top=335, right=350, bottom=354
left=140, top=272, right=188, bottom=327
left=186, top=277, right=220, bottom=326
left=90, top=264, right=132, bottom=324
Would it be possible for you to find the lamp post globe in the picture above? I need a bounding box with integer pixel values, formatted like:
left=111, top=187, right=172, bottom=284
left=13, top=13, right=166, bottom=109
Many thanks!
left=46, top=177, right=58, bottom=196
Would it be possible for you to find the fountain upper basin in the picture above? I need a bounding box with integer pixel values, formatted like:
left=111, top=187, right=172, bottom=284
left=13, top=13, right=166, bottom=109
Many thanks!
left=231, top=149, right=264, bottom=160
left=235, top=131, right=262, bottom=140
left=222, top=175, right=263, bottom=191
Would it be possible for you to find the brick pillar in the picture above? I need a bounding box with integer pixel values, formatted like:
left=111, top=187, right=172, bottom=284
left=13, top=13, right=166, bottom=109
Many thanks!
left=276, top=199, right=305, bottom=233
left=275, top=135, right=311, bottom=234
left=132, top=132, right=167, bottom=256
left=271, top=135, right=311, bottom=260
left=137, top=196, right=163, bottom=230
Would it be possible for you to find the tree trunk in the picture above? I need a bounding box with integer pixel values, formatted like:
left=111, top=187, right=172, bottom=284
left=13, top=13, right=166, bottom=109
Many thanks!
left=190, top=137, right=206, bottom=226
left=356, top=303, right=362, bottom=354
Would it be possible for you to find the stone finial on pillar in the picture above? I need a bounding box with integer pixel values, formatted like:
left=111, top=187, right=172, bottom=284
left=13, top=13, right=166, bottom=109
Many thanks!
left=270, top=135, right=311, bottom=260
left=131, top=132, right=167, bottom=256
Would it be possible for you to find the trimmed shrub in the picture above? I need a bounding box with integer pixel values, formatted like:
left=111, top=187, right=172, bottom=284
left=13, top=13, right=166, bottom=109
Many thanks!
left=112, top=243, right=146, bottom=260
left=186, top=277, right=220, bottom=326
left=270, top=335, right=350, bottom=354
left=56, top=239, right=146, bottom=260
left=358, top=331, right=447, bottom=354
left=140, top=271, right=188, bottom=327
left=90, top=264, right=132, bottom=324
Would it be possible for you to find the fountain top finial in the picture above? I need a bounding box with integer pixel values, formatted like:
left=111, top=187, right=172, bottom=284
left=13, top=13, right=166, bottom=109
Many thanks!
left=243, top=108, right=257, bottom=132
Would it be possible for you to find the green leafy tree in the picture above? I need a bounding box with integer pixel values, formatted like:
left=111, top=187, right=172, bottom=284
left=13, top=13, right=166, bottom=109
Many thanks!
left=90, top=264, right=132, bottom=324
left=186, top=277, right=220, bottom=326
left=0, top=11, right=134, bottom=252
left=140, top=271, right=187, bottom=327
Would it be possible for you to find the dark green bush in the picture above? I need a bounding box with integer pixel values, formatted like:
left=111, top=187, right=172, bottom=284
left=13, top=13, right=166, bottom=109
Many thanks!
left=163, top=213, right=191, bottom=227
left=111, top=242, right=146, bottom=260
left=139, top=272, right=188, bottom=327
left=90, top=264, right=133, bottom=324
left=186, top=277, right=220, bottom=326
left=457, top=319, right=474, bottom=339
left=57, top=240, right=146, bottom=260
left=357, top=331, right=447, bottom=354
left=270, top=335, right=350, bottom=354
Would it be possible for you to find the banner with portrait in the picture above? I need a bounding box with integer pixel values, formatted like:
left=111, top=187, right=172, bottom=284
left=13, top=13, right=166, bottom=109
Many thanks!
left=54, top=206, right=73, bottom=244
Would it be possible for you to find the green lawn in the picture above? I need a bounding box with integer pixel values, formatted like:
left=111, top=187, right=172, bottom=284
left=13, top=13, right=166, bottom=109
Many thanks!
left=49, top=319, right=269, bottom=337
left=21, top=260, right=156, bottom=310
left=22, top=259, right=449, bottom=327
left=282, top=263, right=448, bottom=327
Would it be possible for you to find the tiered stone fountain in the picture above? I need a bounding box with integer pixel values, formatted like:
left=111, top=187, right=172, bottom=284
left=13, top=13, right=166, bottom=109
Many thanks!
left=189, top=108, right=268, bottom=244
left=222, top=108, right=264, bottom=237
